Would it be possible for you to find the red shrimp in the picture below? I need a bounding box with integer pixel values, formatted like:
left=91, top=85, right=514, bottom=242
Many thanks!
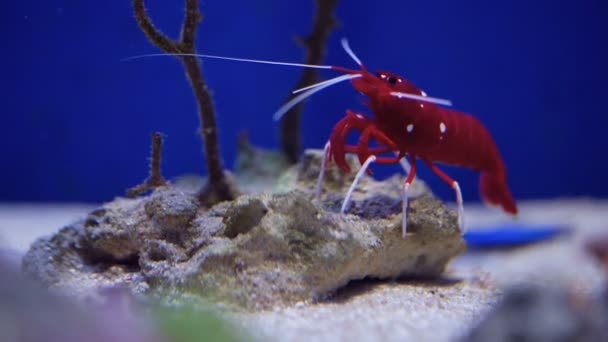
left=280, top=39, right=518, bottom=238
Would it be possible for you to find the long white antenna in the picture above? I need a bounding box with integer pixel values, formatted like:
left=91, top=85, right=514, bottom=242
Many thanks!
left=340, top=38, right=363, bottom=66
left=122, top=53, right=333, bottom=70
left=273, top=74, right=361, bottom=121
left=293, top=74, right=362, bottom=94
left=390, top=91, right=453, bottom=106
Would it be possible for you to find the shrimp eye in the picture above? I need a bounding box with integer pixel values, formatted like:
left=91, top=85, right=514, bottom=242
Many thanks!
left=378, top=73, right=399, bottom=85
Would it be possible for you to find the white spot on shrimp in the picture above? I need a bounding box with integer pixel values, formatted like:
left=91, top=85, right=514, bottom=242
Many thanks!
left=356, top=114, right=364, bottom=119
left=406, top=124, right=414, bottom=133
left=421, top=90, right=427, bottom=96
left=419, top=104, right=424, bottom=109
left=440, top=122, right=446, bottom=134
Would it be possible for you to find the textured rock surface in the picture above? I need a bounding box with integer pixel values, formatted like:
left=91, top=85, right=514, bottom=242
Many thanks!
left=232, top=133, right=291, bottom=194
left=22, top=150, right=465, bottom=311
left=276, top=148, right=429, bottom=200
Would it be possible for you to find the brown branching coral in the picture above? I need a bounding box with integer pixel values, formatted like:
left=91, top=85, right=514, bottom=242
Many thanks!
left=280, top=0, right=340, bottom=164
left=132, top=0, right=236, bottom=206
left=127, top=132, right=168, bottom=197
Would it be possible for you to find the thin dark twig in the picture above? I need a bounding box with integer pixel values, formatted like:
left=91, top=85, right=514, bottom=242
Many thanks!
left=280, top=0, right=339, bottom=164
left=180, top=0, right=200, bottom=47
left=127, top=132, right=168, bottom=197
left=132, top=0, right=235, bottom=205
left=132, top=0, right=180, bottom=54
left=148, top=132, right=166, bottom=186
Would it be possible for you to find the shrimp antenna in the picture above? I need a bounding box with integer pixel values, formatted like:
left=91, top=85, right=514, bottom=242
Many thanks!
left=340, top=38, right=363, bottom=66
left=273, top=74, right=362, bottom=122
left=292, top=74, right=453, bottom=108
left=390, top=91, right=453, bottom=106
left=122, top=53, right=334, bottom=70
left=293, top=73, right=362, bottom=94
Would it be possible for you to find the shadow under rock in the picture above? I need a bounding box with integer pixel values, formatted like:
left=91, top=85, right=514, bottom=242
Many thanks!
left=325, top=275, right=464, bottom=304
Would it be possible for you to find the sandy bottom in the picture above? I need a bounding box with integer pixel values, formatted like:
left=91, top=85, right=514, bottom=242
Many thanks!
left=1, top=198, right=607, bottom=342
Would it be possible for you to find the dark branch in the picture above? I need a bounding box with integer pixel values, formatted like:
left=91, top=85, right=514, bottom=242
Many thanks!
left=180, top=0, right=201, bottom=48
left=148, top=132, right=166, bottom=186
left=182, top=55, right=234, bottom=204
left=132, top=0, right=180, bottom=54
left=132, top=0, right=236, bottom=205
left=127, top=132, right=168, bottom=197
left=280, top=0, right=339, bottom=164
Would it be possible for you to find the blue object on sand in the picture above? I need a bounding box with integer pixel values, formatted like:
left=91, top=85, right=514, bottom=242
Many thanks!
left=463, top=224, right=568, bottom=248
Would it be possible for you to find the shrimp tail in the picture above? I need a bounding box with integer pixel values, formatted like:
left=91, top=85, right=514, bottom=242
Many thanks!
left=479, top=172, right=518, bottom=215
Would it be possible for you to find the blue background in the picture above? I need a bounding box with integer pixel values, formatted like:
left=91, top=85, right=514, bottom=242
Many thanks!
left=3, top=0, right=607, bottom=204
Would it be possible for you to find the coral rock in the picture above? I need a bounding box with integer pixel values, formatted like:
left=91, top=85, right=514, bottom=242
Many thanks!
left=22, top=149, right=465, bottom=311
